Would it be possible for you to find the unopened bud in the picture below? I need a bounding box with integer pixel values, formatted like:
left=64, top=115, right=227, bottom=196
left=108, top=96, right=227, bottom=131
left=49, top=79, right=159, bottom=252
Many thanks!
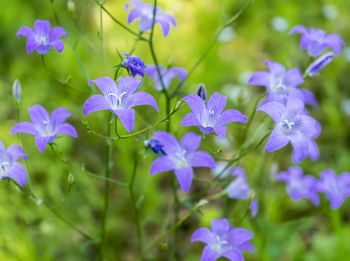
left=67, top=0, right=75, bottom=12
left=197, top=83, right=206, bottom=101
left=306, top=51, right=335, bottom=77
left=67, top=173, right=75, bottom=186
left=145, top=139, right=166, bottom=155
left=12, top=79, right=22, bottom=103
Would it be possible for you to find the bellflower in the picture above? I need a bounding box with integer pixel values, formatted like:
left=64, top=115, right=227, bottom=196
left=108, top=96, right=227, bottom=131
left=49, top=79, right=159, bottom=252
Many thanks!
left=144, top=138, right=166, bottom=155
left=226, top=167, right=251, bottom=200
left=122, top=53, right=146, bottom=77
left=11, top=105, right=77, bottom=152
left=83, top=76, right=158, bottom=132
left=248, top=61, right=316, bottom=106
left=212, top=161, right=232, bottom=180
left=16, top=20, right=67, bottom=54
left=289, top=25, right=345, bottom=57
left=250, top=200, right=258, bottom=218
left=0, top=141, right=27, bottom=187
left=12, top=79, right=22, bottom=103
left=181, top=92, right=247, bottom=139
left=146, top=65, right=187, bottom=91
left=197, top=84, right=207, bottom=101
left=125, top=0, right=176, bottom=37
left=306, top=51, right=335, bottom=77
left=191, top=218, right=255, bottom=261
left=150, top=132, right=215, bottom=192
left=276, top=166, right=320, bottom=206
left=258, top=98, right=321, bottom=163
left=317, top=169, right=350, bottom=209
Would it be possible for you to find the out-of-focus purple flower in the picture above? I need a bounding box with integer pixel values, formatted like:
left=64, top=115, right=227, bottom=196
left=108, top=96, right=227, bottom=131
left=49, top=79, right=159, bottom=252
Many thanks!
left=191, top=218, right=255, bottom=261
left=226, top=167, right=251, bottom=200
left=249, top=61, right=316, bottom=107
left=250, top=200, right=258, bottom=218
left=125, top=0, right=176, bottom=37
left=306, top=51, right=335, bottom=77
left=16, top=20, right=67, bottom=54
left=181, top=92, right=247, bottom=139
left=12, top=79, right=22, bottom=103
left=122, top=53, right=146, bottom=77
left=276, top=166, right=320, bottom=206
left=146, top=65, right=187, bottom=91
left=211, top=161, right=232, bottom=180
left=258, top=98, right=321, bottom=163
left=0, top=141, right=27, bottom=187
left=150, top=132, right=215, bottom=192
left=317, top=169, right=350, bottom=209
left=289, top=25, right=345, bottom=57
left=197, top=84, right=207, bottom=101
left=11, top=105, right=77, bottom=152
left=83, top=76, right=158, bottom=132
left=144, top=138, right=166, bottom=155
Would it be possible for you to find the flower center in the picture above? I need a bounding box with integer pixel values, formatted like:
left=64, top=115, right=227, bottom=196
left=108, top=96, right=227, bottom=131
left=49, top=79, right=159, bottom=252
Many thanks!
left=211, top=235, right=231, bottom=254
left=106, top=92, right=127, bottom=110
left=271, top=78, right=287, bottom=95
left=38, top=35, right=48, bottom=45
left=0, top=161, right=11, bottom=175
left=39, top=120, right=55, bottom=137
left=279, top=119, right=295, bottom=134
left=173, top=149, right=188, bottom=168
left=203, top=110, right=216, bottom=127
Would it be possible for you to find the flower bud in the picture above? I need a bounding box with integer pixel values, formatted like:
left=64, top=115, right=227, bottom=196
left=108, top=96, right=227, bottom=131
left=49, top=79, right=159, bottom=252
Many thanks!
left=67, top=173, right=75, bottom=186
left=144, top=139, right=166, bottom=155
left=12, top=79, right=22, bottom=103
left=197, top=83, right=206, bottom=101
left=306, top=51, right=335, bottom=77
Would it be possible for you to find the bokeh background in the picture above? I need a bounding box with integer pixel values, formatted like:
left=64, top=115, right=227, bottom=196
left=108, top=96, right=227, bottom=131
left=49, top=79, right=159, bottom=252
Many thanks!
left=1, top=0, right=350, bottom=260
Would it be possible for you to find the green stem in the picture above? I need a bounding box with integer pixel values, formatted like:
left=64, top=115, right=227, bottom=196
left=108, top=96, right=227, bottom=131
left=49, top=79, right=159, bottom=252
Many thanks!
left=98, top=0, right=110, bottom=73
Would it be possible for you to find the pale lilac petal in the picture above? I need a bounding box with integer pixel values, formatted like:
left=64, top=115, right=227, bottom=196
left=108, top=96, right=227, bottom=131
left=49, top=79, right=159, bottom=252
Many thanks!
left=326, top=34, right=345, bottom=55
left=50, top=107, right=71, bottom=130
left=139, top=16, right=153, bottom=32
left=283, top=68, right=304, bottom=87
left=191, top=228, right=212, bottom=244
left=180, top=132, right=201, bottom=152
left=128, top=92, right=158, bottom=111
left=182, top=94, right=206, bottom=123
left=217, top=109, right=247, bottom=126
left=51, top=39, right=64, bottom=52
left=207, top=92, right=227, bottom=114
left=35, top=136, right=51, bottom=152
left=35, top=44, right=51, bottom=55
left=199, top=126, right=215, bottom=134
left=34, top=20, right=51, bottom=35
left=289, top=25, right=308, bottom=35
left=127, top=7, right=143, bottom=24
left=290, top=133, right=309, bottom=163
left=56, top=123, right=77, bottom=138
left=28, top=105, right=50, bottom=127
left=222, top=248, right=244, bottom=261
left=248, top=71, right=271, bottom=87
left=214, top=126, right=227, bottom=138
left=265, top=127, right=289, bottom=152
left=191, top=151, right=215, bottom=168
left=301, top=89, right=318, bottom=107
left=200, top=245, right=221, bottom=261
left=163, top=67, right=187, bottom=87
left=6, top=145, right=28, bottom=161
left=150, top=156, right=175, bottom=175
left=285, top=97, right=304, bottom=115
left=211, top=219, right=230, bottom=237
left=83, top=94, right=110, bottom=115
left=115, top=108, right=135, bottom=132
left=156, top=13, right=176, bottom=36
left=11, top=122, right=38, bottom=135
left=228, top=228, right=253, bottom=245
left=174, top=167, right=193, bottom=192
left=16, top=26, right=34, bottom=38
left=257, top=101, right=284, bottom=122
left=4, top=162, right=27, bottom=187
left=49, top=26, right=67, bottom=39
left=265, top=60, right=285, bottom=75
left=118, top=76, right=142, bottom=94
left=308, top=140, right=319, bottom=161
left=26, top=38, right=39, bottom=53
left=181, top=113, right=201, bottom=126
left=153, top=131, right=181, bottom=155
left=239, top=242, right=256, bottom=252
left=88, top=77, right=117, bottom=96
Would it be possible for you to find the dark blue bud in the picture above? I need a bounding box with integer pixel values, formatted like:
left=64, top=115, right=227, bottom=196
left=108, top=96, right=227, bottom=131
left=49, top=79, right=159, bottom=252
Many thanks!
left=145, top=139, right=166, bottom=155
left=306, top=51, right=335, bottom=77
left=122, top=53, right=146, bottom=77
left=197, top=84, right=206, bottom=101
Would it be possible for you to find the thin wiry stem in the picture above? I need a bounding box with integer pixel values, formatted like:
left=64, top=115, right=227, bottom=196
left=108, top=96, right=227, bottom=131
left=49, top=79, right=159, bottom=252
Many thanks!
left=98, top=0, right=110, bottom=74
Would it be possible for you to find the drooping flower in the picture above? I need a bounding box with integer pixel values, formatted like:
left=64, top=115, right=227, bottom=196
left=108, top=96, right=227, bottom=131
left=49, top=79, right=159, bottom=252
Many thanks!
left=257, top=98, right=321, bottom=163
left=150, top=132, right=215, bottom=192
left=250, top=200, right=258, bottom=218
left=122, top=53, right=146, bottom=77
left=144, top=138, right=166, bottom=155
left=276, top=166, right=320, bottom=206
left=83, top=76, right=158, bottom=132
left=197, top=84, right=207, bottom=101
left=0, top=141, right=27, bottom=187
left=191, top=218, right=255, bottom=261
left=306, top=51, right=335, bottom=77
left=289, top=25, right=345, bottom=57
left=317, top=169, right=350, bottom=209
left=11, top=105, right=77, bottom=152
left=248, top=61, right=316, bottom=106
left=146, top=65, right=187, bottom=91
left=226, top=167, right=251, bottom=200
left=181, top=92, right=247, bottom=139
left=16, top=20, right=67, bottom=54
left=125, top=0, right=176, bottom=37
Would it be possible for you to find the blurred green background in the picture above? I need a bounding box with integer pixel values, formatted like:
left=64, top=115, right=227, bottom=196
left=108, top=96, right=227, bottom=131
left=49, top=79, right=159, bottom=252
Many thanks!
left=1, top=0, right=350, bottom=260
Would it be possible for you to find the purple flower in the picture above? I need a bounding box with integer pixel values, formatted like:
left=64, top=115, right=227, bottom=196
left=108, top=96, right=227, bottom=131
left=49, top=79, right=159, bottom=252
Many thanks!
left=11, top=105, right=77, bottom=152
left=317, top=169, right=350, bottom=209
left=146, top=65, right=187, bottom=91
left=83, top=76, right=158, bottom=132
left=0, top=141, right=27, bottom=187
left=248, top=61, right=316, bottom=106
left=122, top=53, right=146, bottom=77
left=197, top=84, right=207, bottom=101
left=250, top=200, right=258, bottom=218
left=150, top=132, right=215, bottom=192
left=16, top=20, right=67, bottom=54
left=125, top=0, right=176, bottom=37
left=191, top=218, right=255, bottom=261
left=276, top=166, right=320, bottom=206
left=226, top=167, right=251, bottom=200
left=289, top=25, right=345, bottom=57
left=306, top=51, right=335, bottom=77
left=144, top=138, right=166, bottom=155
left=258, top=98, right=321, bottom=163
left=181, top=92, right=247, bottom=139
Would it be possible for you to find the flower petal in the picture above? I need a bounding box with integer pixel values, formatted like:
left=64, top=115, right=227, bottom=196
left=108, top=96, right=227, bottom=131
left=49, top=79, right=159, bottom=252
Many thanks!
left=325, top=34, right=345, bottom=55
left=290, top=133, right=309, bottom=163
left=174, top=167, right=193, bottom=192
left=127, top=6, right=142, bottom=24
left=138, top=15, right=153, bottom=32
left=162, top=67, right=187, bottom=87
left=29, top=105, right=50, bottom=127
left=301, top=89, right=318, bottom=107
left=49, top=26, right=68, bottom=39
left=289, top=25, right=308, bottom=35
left=191, top=151, right=216, bottom=168
left=265, top=127, right=289, bottom=152
left=11, top=122, right=38, bottom=135
left=217, top=109, right=247, bottom=126
left=191, top=228, right=213, bottom=244
left=214, top=126, right=227, bottom=139
left=26, top=38, right=40, bottom=53
left=153, top=131, right=181, bottom=155
left=257, top=101, right=284, bottom=122
left=128, top=92, right=158, bottom=111
left=117, top=76, right=142, bottom=95
left=83, top=94, right=110, bottom=115
left=200, top=245, right=221, bottom=261
left=50, top=107, right=71, bottom=130
left=51, top=39, right=64, bottom=52
left=182, top=94, right=207, bottom=123
left=16, top=26, right=34, bottom=38
left=88, top=77, right=117, bottom=96
left=6, top=145, right=28, bottom=161
left=211, top=219, right=230, bottom=237
left=283, top=68, right=304, bottom=87
left=56, top=123, right=77, bottom=138
left=34, top=20, right=51, bottom=35
left=248, top=71, right=271, bottom=87
left=4, top=162, right=27, bottom=187
left=35, top=136, right=51, bottom=152
left=181, top=113, right=201, bottom=126
left=227, top=228, right=253, bottom=246
left=207, top=92, right=227, bottom=114
left=222, top=248, right=244, bottom=261
left=180, top=132, right=201, bottom=152
left=308, top=140, right=319, bottom=161
left=265, top=60, right=286, bottom=75
left=150, top=156, right=175, bottom=175
left=115, top=108, right=135, bottom=133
